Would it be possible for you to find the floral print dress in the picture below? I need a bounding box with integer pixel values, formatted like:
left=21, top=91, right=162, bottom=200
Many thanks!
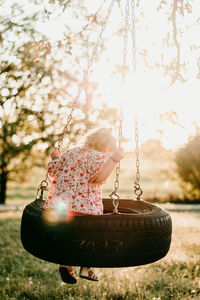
left=44, top=147, right=106, bottom=215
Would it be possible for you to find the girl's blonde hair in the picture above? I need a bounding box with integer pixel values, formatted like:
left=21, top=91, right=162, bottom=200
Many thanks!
left=81, top=127, right=116, bottom=152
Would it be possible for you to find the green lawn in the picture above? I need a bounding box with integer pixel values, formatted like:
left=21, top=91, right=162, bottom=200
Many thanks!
left=0, top=211, right=200, bottom=299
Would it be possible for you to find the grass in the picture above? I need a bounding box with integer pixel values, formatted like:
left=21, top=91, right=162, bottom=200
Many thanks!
left=0, top=211, right=200, bottom=299
left=6, top=186, right=36, bottom=206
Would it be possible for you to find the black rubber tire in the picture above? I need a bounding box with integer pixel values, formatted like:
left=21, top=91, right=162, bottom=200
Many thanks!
left=21, top=198, right=172, bottom=268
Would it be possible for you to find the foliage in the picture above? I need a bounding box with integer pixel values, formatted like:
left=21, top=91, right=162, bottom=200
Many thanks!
left=45, top=0, right=200, bottom=86
left=140, top=139, right=173, bottom=162
left=175, top=134, right=200, bottom=201
left=0, top=2, right=118, bottom=204
left=1, top=0, right=200, bottom=204
left=138, top=0, right=200, bottom=85
left=1, top=212, right=200, bottom=299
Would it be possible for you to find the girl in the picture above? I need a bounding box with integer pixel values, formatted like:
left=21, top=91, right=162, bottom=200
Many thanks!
left=44, top=128, right=123, bottom=284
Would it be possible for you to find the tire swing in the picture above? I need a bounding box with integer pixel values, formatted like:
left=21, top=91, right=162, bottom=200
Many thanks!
left=21, top=0, right=172, bottom=268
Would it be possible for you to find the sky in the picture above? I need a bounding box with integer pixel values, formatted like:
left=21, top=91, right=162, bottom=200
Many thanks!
left=2, top=0, right=200, bottom=150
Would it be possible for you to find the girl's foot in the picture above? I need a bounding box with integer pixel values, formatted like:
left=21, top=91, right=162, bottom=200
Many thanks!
left=59, top=265, right=77, bottom=284
left=79, top=267, right=99, bottom=281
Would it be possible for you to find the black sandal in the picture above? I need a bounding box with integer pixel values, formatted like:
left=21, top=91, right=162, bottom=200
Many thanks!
left=59, top=266, right=77, bottom=284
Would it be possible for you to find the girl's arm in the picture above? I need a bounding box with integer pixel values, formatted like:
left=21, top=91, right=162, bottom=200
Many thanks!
left=92, top=148, right=123, bottom=184
left=47, top=148, right=62, bottom=181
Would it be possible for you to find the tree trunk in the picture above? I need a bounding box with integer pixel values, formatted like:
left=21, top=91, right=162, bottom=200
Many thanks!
left=0, top=171, right=7, bottom=204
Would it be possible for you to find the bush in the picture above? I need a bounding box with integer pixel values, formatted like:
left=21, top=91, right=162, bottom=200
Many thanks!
left=175, top=134, right=200, bottom=201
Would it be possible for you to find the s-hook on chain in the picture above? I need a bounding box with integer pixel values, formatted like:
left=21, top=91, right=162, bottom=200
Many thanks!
left=36, top=0, right=115, bottom=200
left=110, top=0, right=130, bottom=213
left=110, top=108, right=123, bottom=213
left=134, top=115, right=143, bottom=200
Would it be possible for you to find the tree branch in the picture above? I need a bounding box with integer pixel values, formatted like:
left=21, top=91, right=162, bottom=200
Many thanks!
left=170, top=0, right=185, bottom=84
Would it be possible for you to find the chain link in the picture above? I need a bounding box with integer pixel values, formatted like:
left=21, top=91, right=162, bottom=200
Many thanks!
left=134, top=114, right=143, bottom=200
left=36, top=0, right=115, bottom=198
left=110, top=0, right=130, bottom=213
left=130, top=0, right=136, bottom=71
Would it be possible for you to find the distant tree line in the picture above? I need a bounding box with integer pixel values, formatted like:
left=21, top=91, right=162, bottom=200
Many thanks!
left=175, top=133, right=200, bottom=202
left=159, top=112, right=200, bottom=203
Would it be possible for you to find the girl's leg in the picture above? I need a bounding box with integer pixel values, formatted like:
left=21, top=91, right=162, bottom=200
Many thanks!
left=79, top=267, right=99, bottom=281
left=59, top=265, right=77, bottom=284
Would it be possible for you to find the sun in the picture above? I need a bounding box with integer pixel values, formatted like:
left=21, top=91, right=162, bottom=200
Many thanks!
left=91, top=65, right=200, bottom=150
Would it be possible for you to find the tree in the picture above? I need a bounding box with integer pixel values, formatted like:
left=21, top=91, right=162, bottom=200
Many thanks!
left=53, top=0, right=200, bottom=86
left=2, top=0, right=199, bottom=204
left=140, top=139, right=172, bottom=161
left=0, top=2, right=118, bottom=204
left=116, top=0, right=199, bottom=86
left=175, top=134, right=200, bottom=201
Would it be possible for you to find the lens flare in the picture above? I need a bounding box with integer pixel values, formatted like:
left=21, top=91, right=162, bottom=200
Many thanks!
left=55, top=201, right=68, bottom=218
left=43, top=199, right=74, bottom=224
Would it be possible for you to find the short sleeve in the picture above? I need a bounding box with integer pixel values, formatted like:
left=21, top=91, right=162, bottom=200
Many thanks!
left=87, top=151, right=105, bottom=183
left=47, top=153, right=66, bottom=183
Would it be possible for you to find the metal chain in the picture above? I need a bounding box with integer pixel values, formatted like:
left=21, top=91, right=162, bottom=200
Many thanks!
left=130, top=0, right=136, bottom=71
left=131, top=1, right=142, bottom=200
left=112, top=107, right=123, bottom=192
left=58, top=0, right=115, bottom=148
left=134, top=114, right=143, bottom=200
left=122, top=0, right=130, bottom=82
left=110, top=0, right=130, bottom=213
left=36, top=0, right=115, bottom=198
left=109, top=107, right=123, bottom=213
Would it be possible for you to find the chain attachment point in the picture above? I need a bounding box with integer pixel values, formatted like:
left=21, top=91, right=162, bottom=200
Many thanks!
left=110, top=1, right=130, bottom=211
left=36, top=179, right=49, bottom=200
left=109, top=191, right=120, bottom=214
left=134, top=182, right=143, bottom=200
left=134, top=114, right=143, bottom=200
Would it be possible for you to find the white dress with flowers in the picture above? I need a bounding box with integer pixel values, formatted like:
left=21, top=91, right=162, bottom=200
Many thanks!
left=44, top=147, right=106, bottom=215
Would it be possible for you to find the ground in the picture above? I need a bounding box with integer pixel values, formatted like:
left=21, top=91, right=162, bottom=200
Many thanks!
left=0, top=211, right=200, bottom=299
